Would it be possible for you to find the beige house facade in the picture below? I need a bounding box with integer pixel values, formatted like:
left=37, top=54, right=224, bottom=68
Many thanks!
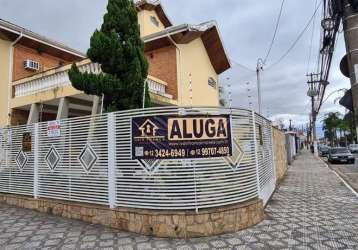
left=0, top=0, right=231, bottom=127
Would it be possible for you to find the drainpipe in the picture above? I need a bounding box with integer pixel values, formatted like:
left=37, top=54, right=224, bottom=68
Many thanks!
left=7, top=32, right=23, bottom=126
left=165, top=32, right=183, bottom=105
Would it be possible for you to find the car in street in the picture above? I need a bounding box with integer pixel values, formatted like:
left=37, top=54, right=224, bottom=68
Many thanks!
left=319, top=145, right=330, bottom=157
left=349, top=144, right=358, bottom=153
left=328, top=147, right=355, bottom=164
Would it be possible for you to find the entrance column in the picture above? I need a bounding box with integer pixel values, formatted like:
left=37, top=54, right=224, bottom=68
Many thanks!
left=56, top=97, right=70, bottom=120
left=91, top=96, right=101, bottom=116
left=27, top=103, right=41, bottom=125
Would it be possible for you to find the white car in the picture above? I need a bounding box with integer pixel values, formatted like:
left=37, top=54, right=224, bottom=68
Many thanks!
left=349, top=144, right=358, bottom=153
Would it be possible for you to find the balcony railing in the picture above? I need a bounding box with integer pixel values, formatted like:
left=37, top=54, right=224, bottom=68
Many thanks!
left=146, top=76, right=172, bottom=99
left=13, top=60, right=173, bottom=100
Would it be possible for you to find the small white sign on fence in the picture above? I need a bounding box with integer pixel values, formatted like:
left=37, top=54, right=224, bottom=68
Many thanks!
left=47, top=120, right=61, bottom=138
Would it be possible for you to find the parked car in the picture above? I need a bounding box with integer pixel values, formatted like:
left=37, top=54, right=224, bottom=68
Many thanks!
left=319, top=145, right=330, bottom=157
left=328, top=147, right=355, bottom=164
left=349, top=144, right=358, bottom=153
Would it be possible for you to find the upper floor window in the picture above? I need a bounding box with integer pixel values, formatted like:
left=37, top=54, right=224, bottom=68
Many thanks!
left=208, top=77, right=217, bottom=89
left=23, top=59, right=40, bottom=71
left=150, top=16, right=160, bottom=27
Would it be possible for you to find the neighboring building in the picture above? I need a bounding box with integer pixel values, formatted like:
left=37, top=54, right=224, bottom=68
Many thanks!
left=0, top=0, right=230, bottom=127
left=0, top=19, right=85, bottom=127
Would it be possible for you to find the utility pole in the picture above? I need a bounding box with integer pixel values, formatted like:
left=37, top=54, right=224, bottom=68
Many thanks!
left=307, top=73, right=320, bottom=155
left=342, top=0, right=358, bottom=137
left=256, top=59, right=264, bottom=115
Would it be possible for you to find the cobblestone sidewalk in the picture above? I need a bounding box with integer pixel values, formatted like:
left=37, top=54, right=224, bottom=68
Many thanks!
left=0, top=150, right=357, bottom=250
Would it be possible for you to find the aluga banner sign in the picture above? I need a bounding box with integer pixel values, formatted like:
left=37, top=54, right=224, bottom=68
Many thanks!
left=131, top=115, right=233, bottom=160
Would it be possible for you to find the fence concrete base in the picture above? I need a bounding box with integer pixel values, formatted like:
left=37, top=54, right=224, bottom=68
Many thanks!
left=0, top=193, right=264, bottom=238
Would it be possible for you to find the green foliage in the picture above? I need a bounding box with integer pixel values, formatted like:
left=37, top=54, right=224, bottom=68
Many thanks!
left=68, top=0, right=149, bottom=111
left=322, top=112, right=341, bottom=145
left=144, top=82, right=152, bottom=108
left=323, top=111, right=357, bottom=145
left=343, top=112, right=357, bottom=143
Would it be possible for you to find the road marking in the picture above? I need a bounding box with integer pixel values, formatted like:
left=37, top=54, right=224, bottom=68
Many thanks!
left=318, top=158, right=358, bottom=198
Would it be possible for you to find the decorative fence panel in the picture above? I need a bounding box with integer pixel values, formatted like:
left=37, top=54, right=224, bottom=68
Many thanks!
left=0, top=107, right=276, bottom=211
left=0, top=125, right=34, bottom=196
left=254, top=114, right=276, bottom=206
left=36, top=115, right=109, bottom=205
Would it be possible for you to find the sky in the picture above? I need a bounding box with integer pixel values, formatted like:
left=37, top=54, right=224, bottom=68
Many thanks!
left=0, top=0, right=350, bottom=133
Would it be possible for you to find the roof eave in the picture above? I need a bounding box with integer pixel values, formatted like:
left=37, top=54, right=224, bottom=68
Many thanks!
left=135, top=0, right=172, bottom=27
left=143, top=22, right=231, bottom=74
left=0, top=19, right=86, bottom=58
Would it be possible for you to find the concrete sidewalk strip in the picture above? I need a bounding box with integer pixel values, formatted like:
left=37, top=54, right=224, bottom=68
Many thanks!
left=0, top=150, right=357, bottom=249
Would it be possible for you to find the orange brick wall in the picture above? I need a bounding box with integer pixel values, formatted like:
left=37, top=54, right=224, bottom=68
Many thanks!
left=12, top=44, right=70, bottom=81
left=146, top=46, right=178, bottom=100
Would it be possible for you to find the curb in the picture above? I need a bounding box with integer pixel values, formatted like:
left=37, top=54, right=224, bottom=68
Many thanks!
left=317, top=157, right=358, bottom=198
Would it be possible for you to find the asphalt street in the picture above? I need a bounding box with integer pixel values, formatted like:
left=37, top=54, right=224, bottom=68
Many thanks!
left=322, top=153, right=358, bottom=193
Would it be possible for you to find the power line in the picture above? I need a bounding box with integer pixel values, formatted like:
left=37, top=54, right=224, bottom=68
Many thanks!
left=316, top=3, right=324, bottom=73
left=263, top=0, right=285, bottom=64
left=266, top=1, right=323, bottom=70
left=230, top=58, right=256, bottom=72
left=306, top=0, right=318, bottom=74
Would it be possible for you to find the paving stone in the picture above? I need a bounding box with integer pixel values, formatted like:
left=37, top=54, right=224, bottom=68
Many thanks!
left=100, top=240, right=115, bottom=247
left=23, top=240, right=42, bottom=248
left=44, top=239, right=62, bottom=246
left=80, top=241, right=96, bottom=249
left=59, top=244, right=77, bottom=250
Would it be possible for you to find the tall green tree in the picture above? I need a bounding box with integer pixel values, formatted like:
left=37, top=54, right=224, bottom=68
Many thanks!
left=68, top=0, right=150, bottom=111
left=143, top=82, right=152, bottom=108
left=323, top=112, right=341, bottom=146
left=343, top=111, right=357, bottom=143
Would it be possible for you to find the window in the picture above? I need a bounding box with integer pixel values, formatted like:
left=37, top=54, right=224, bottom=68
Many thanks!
left=208, top=77, right=217, bottom=89
left=23, top=59, right=40, bottom=71
left=150, top=16, right=160, bottom=27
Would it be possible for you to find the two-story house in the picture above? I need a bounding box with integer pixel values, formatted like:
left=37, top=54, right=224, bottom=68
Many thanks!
left=0, top=0, right=231, bottom=127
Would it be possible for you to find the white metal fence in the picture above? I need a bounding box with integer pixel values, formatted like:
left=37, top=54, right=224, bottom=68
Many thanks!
left=0, top=107, right=275, bottom=210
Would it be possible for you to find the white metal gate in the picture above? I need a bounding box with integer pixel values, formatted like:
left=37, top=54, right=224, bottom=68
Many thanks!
left=0, top=107, right=276, bottom=210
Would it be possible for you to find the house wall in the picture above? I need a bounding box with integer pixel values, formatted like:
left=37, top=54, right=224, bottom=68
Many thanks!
left=178, top=38, right=220, bottom=106
left=12, top=44, right=69, bottom=82
left=146, top=46, right=178, bottom=100
left=272, top=128, right=288, bottom=184
left=138, top=9, right=166, bottom=37
left=0, top=39, right=11, bottom=127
